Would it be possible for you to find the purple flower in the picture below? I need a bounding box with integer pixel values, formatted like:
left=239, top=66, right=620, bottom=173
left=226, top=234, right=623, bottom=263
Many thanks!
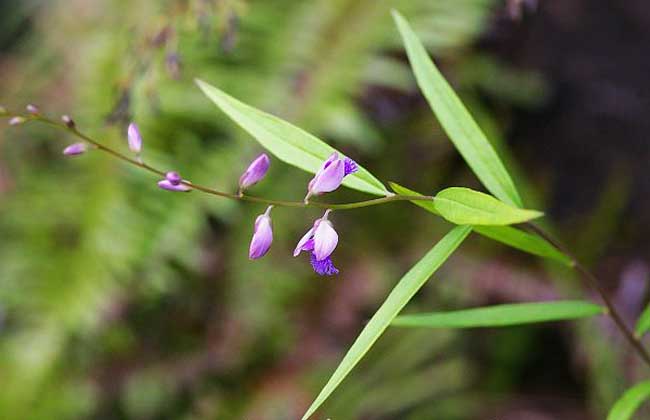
left=249, top=206, right=274, bottom=260
left=294, top=209, right=340, bottom=276
left=239, top=153, right=270, bottom=192
left=127, top=122, right=143, bottom=154
left=63, top=142, right=87, bottom=156
left=157, top=179, right=191, bottom=192
left=305, top=152, right=359, bottom=202
left=165, top=171, right=182, bottom=185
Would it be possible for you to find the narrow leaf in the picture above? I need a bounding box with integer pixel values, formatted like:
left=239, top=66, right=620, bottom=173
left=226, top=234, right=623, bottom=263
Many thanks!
left=392, top=301, right=605, bottom=328
left=301, top=225, right=471, bottom=420
left=607, top=381, right=650, bottom=420
left=435, top=187, right=542, bottom=226
left=635, top=304, right=650, bottom=338
left=392, top=10, right=522, bottom=207
left=196, top=79, right=388, bottom=196
left=389, top=182, right=571, bottom=266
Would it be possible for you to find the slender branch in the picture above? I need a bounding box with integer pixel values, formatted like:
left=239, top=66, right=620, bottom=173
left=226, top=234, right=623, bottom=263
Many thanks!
left=4, top=113, right=434, bottom=211
left=525, top=222, right=650, bottom=368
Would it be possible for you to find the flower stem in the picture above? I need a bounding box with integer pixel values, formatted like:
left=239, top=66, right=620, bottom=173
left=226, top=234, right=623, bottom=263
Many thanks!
left=525, top=222, right=650, bottom=368
left=11, top=113, right=434, bottom=210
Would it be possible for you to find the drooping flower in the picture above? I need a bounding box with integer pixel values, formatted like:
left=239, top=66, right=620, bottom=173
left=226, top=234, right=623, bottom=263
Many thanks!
left=127, top=122, right=143, bottom=154
left=239, top=153, right=270, bottom=192
left=294, top=209, right=340, bottom=276
left=63, top=142, right=87, bottom=156
left=249, top=206, right=274, bottom=260
left=157, top=171, right=191, bottom=192
left=305, top=152, right=358, bottom=202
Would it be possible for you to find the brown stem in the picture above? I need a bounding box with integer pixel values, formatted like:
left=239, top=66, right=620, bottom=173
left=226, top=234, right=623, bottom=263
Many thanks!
left=526, top=222, right=650, bottom=367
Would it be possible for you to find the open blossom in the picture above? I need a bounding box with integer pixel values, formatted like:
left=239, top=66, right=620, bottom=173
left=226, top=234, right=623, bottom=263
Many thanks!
left=158, top=171, right=191, bottom=192
left=127, top=122, right=143, bottom=154
left=63, top=142, right=87, bottom=156
left=239, top=153, right=270, bottom=192
left=294, top=209, right=339, bottom=276
left=305, top=152, right=358, bottom=202
left=249, top=206, right=274, bottom=259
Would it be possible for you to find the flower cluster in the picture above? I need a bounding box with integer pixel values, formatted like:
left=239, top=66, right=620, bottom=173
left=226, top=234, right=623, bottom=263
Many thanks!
left=59, top=118, right=359, bottom=276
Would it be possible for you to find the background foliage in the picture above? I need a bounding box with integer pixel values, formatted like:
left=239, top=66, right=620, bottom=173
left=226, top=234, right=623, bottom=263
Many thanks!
left=0, top=0, right=648, bottom=419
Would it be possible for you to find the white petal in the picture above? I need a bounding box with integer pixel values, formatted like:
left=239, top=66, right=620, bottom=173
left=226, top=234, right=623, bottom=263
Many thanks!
left=313, top=220, right=338, bottom=261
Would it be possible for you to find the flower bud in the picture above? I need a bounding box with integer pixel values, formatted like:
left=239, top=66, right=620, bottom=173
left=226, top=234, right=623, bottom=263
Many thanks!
left=63, top=142, right=87, bottom=156
left=26, top=104, right=39, bottom=114
left=239, top=153, right=270, bottom=191
left=249, top=206, right=274, bottom=259
left=127, top=122, right=143, bottom=154
left=61, top=115, right=75, bottom=128
left=165, top=171, right=182, bottom=185
left=8, top=117, right=25, bottom=126
left=157, top=179, right=191, bottom=192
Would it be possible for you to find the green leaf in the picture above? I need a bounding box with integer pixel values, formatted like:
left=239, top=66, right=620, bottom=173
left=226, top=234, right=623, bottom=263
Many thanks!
left=389, top=182, right=571, bottom=266
left=434, top=187, right=542, bottom=226
left=607, top=381, right=650, bottom=420
left=635, top=304, right=650, bottom=338
left=195, top=79, right=388, bottom=196
left=301, top=225, right=471, bottom=420
left=392, top=301, right=605, bottom=328
left=392, top=10, right=522, bottom=208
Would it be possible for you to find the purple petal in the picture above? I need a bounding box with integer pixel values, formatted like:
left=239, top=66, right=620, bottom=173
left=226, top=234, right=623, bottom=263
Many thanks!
left=158, top=179, right=191, bottom=192
left=308, top=158, right=344, bottom=195
left=249, top=214, right=273, bottom=259
left=293, top=227, right=315, bottom=256
left=127, top=122, right=143, bottom=153
left=63, top=142, right=87, bottom=156
left=239, top=153, right=270, bottom=189
left=313, top=220, right=338, bottom=261
left=310, top=253, right=339, bottom=276
left=343, top=158, right=358, bottom=176
left=165, top=171, right=182, bottom=185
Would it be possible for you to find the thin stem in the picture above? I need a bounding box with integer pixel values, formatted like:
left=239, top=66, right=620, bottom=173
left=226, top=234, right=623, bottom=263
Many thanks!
left=526, top=222, right=650, bottom=368
left=9, top=113, right=434, bottom=211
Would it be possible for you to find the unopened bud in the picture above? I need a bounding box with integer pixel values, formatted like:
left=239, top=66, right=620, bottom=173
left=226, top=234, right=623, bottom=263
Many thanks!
left=61, top=115, right=75, bottom=128
left=8, top=117, right=25, bottom=126
left=63, top=142, right=87, bottom=156
left=26, top=104, right=39, bottom=114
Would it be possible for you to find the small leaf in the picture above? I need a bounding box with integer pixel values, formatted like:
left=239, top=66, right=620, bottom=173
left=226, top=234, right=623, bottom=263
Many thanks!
left=389, top=182, right=571, bottom=266
left=434, top=187, right=542, bottom=226
left=635, top=304, right=650, bottom=338
left=301, top=225, right=471, bottom=420
left=392, top=301, right=605, bottom=329
left=195, top=79, right=388, bottom=196
left=607, top=381, right=650, bottom=420
left=392, top=10, right=522, bottom=207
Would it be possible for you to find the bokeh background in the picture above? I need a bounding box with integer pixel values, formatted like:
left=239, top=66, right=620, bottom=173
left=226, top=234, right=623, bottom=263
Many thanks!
left=1, top=0, right=649, bottom=419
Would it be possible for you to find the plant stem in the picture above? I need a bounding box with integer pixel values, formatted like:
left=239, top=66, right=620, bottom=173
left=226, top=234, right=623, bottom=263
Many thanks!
left=13, top=114, right=434, bottom=211
left=526, top=222, right=650, bottom=368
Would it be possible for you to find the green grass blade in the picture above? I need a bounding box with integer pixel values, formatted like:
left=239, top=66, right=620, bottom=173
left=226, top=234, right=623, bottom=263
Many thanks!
left=635, top=304, right=650, bottom=338
left=434, top=187, right=543, bottom=225
left=301, top=225, right=471, bottom=420
left=607, top=381, right=650, bottom=420
left=391, top=10, right=522, bottom=207
left=392, top=301, right=605, bottom=328
left=390, top=182, right=571, bottom=266
left=195, top=79, right=388, bottom=196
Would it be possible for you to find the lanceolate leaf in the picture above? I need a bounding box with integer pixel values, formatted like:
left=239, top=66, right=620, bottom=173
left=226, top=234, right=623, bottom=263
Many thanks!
left=392, top=10, right=522, bottom=208
left=389, top=183, right=571, bottom=266
left=301, top=225, right=471, bottom=420
left=607, top=381, right=650, bottom=420
left=196, top=79, right=388, bottom=196
left=434, top=187, right=542, bottom=226
left=635, top=304, right=650, bottom=338
left=392, top=301, right=605, bottom=328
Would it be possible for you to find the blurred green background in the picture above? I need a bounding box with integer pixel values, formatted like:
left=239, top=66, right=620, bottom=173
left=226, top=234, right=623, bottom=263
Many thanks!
left=1, top=0, right=649, bottom=419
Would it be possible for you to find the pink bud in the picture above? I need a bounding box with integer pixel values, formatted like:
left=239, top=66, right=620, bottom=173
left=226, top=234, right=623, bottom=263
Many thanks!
left=239, top=153, right=270, bottom=191
left=63, top=142, right=87, bottom=156
left=249, top=206, right=274, bottom=259
left=165, top=171, right=182, bottom=185
left=127, top=122, right=143, bottom=154
left=157, top=179, right=191, bottom=192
